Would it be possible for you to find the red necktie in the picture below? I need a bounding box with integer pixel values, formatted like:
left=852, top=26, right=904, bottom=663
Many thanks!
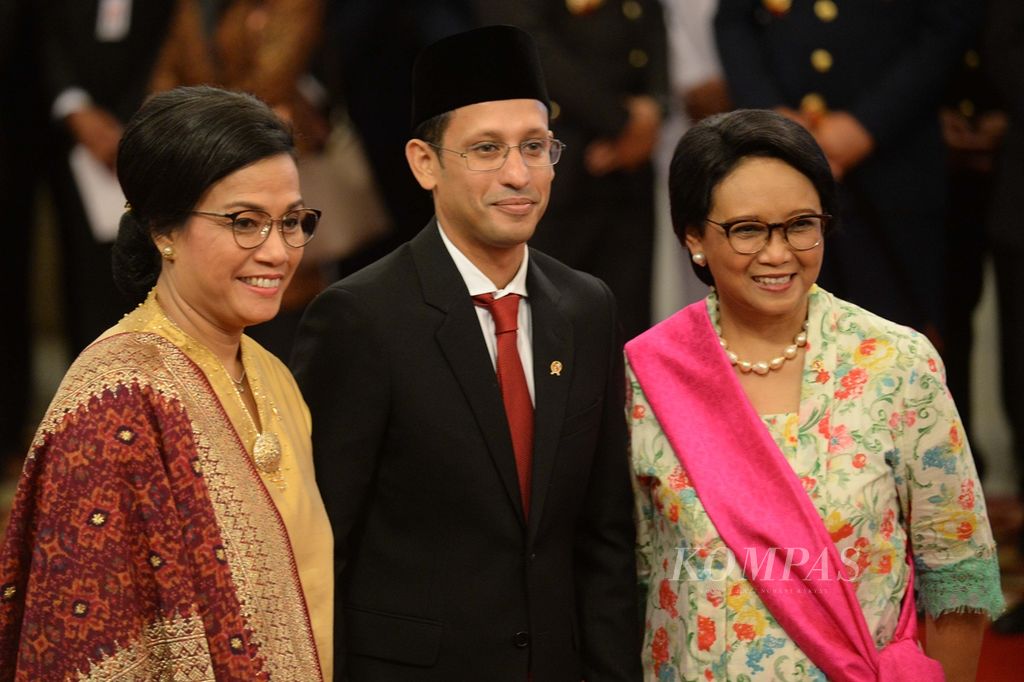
left=473, top=293, right=534, bottom=514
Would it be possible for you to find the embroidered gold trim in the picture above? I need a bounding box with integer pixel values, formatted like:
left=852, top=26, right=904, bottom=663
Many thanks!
left=76, top=612, right=214, bottom=681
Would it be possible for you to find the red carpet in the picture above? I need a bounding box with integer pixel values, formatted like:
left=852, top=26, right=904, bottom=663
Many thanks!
left=978, top=628, right=1024, bottom=680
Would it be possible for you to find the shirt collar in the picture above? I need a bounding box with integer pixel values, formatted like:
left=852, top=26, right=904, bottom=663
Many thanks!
left=437, top=222, right=529, bottom=299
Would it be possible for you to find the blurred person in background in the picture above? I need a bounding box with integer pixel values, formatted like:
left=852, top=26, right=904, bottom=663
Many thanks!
left=983, top=0, right=1024, bottom=636
left=939, top=25, right=1008, bottom=486
left=39, top=0, right=186, bottom=352
left=716, top=0, right=978, bottom=344
left=476, top=0, right=669, bottom=341
left=652, top=0, right=730, bottom=322
left=321, top=0, right=474, bottom=279
left=0, top=86, right=332, bottom=680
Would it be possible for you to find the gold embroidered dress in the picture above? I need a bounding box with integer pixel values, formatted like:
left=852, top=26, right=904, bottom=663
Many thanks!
left=0, top=292, right=332, bottom=680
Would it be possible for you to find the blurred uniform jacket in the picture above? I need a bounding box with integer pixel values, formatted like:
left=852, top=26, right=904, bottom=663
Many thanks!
left=986, top=0, right=1024, bottom=249
left=476, top=0, right=669, bottom=340
left=479, top=0, right=668, bottom=200
left=716, top=0, right=978, bottom=330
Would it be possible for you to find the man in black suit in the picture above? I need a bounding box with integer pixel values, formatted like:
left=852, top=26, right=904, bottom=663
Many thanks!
left=292, top=25, right=640, bottom=682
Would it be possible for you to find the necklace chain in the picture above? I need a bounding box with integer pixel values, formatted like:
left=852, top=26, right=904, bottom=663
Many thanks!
left=229, top=366, right=247, bottom=392
left=717, top=320, right=809, bottom=375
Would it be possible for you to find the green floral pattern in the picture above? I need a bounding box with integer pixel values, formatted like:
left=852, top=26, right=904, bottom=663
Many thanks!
left=629, top=286, right=1003, bottom=681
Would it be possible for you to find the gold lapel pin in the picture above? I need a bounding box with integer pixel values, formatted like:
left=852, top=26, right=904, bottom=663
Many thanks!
left=549, top=360, right=563, bottom=376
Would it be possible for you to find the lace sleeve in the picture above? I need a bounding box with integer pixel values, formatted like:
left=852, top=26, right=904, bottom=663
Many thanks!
left=916, top=555, right=1005, bottom=619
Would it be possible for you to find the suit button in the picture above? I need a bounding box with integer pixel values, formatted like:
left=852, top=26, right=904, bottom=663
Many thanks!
left=811, top=49, right=833, bottom=73
left=814, top=0, right=838, bottom=22
left=512, top=631, right=530, bottom=648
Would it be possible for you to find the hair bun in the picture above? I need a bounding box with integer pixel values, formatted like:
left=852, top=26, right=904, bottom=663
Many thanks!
left=111, top=209, right=160, bottom=304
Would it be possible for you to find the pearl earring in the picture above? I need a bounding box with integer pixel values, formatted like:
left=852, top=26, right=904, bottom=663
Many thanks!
left=691, top=252, right=706, bottom=265
left=161, top=245, right=175, bottom=260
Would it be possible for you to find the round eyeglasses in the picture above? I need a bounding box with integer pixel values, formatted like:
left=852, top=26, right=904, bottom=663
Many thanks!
left=428, top=138, right=566, bottom=172
left=191, top=208, right=321, bottom=249
left=705, top=213, right=829, bottom=255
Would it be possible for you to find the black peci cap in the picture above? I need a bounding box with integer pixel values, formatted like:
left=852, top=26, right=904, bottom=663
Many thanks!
left=411, top=25, right=550, bottom=131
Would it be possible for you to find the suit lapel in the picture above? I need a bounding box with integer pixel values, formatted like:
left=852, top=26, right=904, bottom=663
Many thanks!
left=411, top=223, right=527, bottom=523
left=525, top=257, right=573, bottom=538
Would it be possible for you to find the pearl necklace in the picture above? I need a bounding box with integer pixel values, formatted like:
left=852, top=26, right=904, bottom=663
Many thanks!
left=717, top=320, right=809, bottom=375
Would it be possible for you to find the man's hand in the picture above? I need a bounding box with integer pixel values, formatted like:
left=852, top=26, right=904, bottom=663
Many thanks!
left=812, top=111, right=874, bottom=179
left=65, top=106, right=123, bottom=171
left=683, top=77, right=732, bottom=123
left=585, top=95, right=662, bottom=176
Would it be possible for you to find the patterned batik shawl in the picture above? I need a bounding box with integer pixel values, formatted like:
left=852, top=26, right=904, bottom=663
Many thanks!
left=0, top=331, right=322, bottom=680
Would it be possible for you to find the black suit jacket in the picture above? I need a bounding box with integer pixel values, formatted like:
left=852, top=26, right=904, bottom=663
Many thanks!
left=291, top=223, right=640, bottom=681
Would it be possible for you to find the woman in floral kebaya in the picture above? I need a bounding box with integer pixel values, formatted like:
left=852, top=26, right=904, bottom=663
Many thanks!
left=626, top=110, right=1002, bottom=681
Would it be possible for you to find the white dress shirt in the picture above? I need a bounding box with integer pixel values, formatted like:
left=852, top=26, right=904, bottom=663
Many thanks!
left=438, top=223, right=535, bottom=405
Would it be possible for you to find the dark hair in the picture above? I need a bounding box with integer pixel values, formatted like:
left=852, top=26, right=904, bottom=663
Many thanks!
left=112, top=86, right=295, bottom=303
left=412, top=110, right=452, bottom=166
left=668, top=109, right=838, bottom=286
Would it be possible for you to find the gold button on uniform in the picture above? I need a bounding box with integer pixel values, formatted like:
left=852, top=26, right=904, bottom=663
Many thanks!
left=629, top=48, right=649, bottom=68
left=550, top=100, right=562, bottom=121
left=814, top=0, right=838, bottom=22
left=763, top=0, right=792, bottom=15
left=965, top=49, right=980, bottom=69
left=811, top=49, right=833, bottom=73
left=959, top=99, right=976, bottom=119
left=622, top=0, right=642, bottom=20
left=800, top=92, right=828, bottom=119
left=566, top=0, right=604, bottom=15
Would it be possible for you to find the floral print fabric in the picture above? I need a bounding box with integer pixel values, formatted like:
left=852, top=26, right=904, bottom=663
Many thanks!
left=629, top=286, right=1003, bottom=681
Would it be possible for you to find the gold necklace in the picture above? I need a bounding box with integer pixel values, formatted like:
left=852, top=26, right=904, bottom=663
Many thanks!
left=229, top=367, right=248, bottom=393
left=231, top=356, right=286, bottom=489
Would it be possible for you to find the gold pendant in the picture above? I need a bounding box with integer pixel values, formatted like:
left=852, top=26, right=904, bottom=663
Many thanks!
left=253, top=431, right=282, bottom=473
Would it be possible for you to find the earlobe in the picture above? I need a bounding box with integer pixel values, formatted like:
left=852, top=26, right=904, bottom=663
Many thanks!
left=684, top=231, right=703, bottom=257
left=406, top=139, right=438, bottom=190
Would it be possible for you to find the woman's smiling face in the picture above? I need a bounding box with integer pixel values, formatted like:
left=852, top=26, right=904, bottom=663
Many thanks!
left=686, top=156, right=824, bottom=324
